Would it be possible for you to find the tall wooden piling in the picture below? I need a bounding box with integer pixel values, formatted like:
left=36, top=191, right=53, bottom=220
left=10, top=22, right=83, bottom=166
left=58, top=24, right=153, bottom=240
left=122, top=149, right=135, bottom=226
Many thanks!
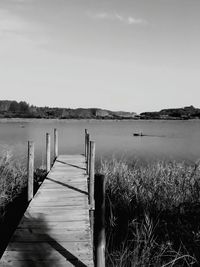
left=95, top=174, right=105, bottom=267
left=89, top=141, right=95, bottom=207
left=85, top=129, right=88, bottom=158
left=54, top=128, right=58, bottom=161
left=89, top=141, right=95, bottom=243
left=27, top=141, right=34, bottom=202
left=86, top=133, right=90, bottom=174
left=46, top=133, right=51, bottom=172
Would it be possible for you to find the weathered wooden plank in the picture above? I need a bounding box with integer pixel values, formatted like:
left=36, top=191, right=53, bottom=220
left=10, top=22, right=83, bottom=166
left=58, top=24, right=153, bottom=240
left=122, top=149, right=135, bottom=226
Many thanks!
left=20, top=213, right=88, bottom=222
left=10, top=230, right=91, bottom=242
left=56, top=160, right=85, bottom=163
left=11, top=227, right=90, bottom=235
left=18, top=220, right=89, bottom=229
left=2, top=250, right=93, bottom=262
left=37, top=187, right=87, bottom=193
left=38, top=187, right=88, bottom=193
left=40, top=181, right=87, bottom=187
left=56, top=157, right=85, bottom=162
left=29, top=201, right=88, bottom=207
left=6, top=241, right=92, bottom=253
left=49, top=170, right=86, bottom=174
left=40, top=179, right=88, bottom=185
left=0, top=259, right=75, bottom=267
left=35, top=188, right=88, bottom=194
left=26, top=206, right=89, bottom=212
left=31, top=197, right=88, bottom=203
left=29, top=199, right=89, bottom=207
left=1, top=258, right=93, bottom=267
left=46, top=173, right=87, bottom=177
left=43, top=178, right=87, bottom=183
left=32, top=193, right=88, bottom=200
left=47, top=175, right=86, bottom=180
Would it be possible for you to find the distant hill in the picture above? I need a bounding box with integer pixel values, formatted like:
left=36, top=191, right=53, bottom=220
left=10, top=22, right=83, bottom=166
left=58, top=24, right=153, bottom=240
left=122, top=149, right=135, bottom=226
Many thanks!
left=140, top=106, right=200, bottom=120
left=0, top=100, right=137, bottom=119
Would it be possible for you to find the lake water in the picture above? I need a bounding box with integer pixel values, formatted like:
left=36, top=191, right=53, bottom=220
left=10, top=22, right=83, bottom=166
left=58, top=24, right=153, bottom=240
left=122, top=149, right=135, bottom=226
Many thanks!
left=0, top=119, right=200, bottom=167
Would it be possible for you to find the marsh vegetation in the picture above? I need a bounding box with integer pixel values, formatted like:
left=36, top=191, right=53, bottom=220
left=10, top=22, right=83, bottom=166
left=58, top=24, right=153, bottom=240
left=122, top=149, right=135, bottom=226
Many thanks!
left=99, top=159, right=200, bottom=266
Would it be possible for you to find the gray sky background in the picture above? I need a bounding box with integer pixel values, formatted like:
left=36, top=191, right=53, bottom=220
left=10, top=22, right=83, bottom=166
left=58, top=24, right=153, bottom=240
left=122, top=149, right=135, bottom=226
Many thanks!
left=0, top=0, right=200, bottom=113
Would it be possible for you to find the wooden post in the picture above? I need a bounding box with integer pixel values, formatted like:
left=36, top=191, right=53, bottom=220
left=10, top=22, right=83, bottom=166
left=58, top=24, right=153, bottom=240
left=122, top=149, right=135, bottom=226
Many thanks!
left=85, top=129, right=88, bottom=158
left=95, top=174, right=105, bottom=267
left=54, top=128, right=58, bottom=161
left=86, top=133, right=90, bottom=174
left=46, top=133, right=51, bottom=172
left=89, top=141, right=95, bottom=244
left=28, top=141, right=34, bottom=202
left=89, top=141, right=95, bottom=207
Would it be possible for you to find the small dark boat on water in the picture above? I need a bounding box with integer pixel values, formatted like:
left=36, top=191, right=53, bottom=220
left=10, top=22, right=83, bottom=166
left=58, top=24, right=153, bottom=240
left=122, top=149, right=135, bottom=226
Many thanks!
left=133, top=133, right=166, bottom=138
left=133, top=132, right=143, bottom=137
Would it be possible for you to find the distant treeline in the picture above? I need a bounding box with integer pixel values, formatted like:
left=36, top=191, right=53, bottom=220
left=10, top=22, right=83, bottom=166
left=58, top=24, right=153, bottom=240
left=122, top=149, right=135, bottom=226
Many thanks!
left=140, top=105, right=200, bottom=120
left=0, top=100, right=136, bottom=119
left=1, top=100, right=199, bottom=120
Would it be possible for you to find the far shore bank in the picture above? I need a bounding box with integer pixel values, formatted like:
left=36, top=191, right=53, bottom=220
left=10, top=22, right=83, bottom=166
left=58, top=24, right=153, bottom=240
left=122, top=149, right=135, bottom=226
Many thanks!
left=0, top=117, right=200, bottom=123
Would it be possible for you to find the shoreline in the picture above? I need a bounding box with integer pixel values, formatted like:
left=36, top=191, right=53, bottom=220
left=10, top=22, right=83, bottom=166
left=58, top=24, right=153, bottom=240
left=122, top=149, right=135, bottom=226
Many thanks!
left=0, top=117, right=200, bottom=123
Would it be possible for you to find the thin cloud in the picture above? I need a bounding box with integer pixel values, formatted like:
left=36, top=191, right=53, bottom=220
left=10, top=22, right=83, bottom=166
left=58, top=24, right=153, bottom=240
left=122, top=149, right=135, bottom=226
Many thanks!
left=0, top=8, right=46, bottom=48
left=8, top=0, right=33, bottom=3
left=0, top=9, right=26, bottom=34
left=88, top=12, right=147, bottom=25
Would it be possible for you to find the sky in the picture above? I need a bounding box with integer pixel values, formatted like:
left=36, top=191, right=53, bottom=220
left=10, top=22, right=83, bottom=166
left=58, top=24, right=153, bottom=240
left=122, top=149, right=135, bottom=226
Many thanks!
left=0, top=0, right=200, bottom=113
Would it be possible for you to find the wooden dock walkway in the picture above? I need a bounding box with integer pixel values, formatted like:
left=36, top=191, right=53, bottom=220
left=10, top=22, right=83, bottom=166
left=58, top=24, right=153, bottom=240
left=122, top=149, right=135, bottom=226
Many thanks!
left=1, top=154, right=94, bottom=267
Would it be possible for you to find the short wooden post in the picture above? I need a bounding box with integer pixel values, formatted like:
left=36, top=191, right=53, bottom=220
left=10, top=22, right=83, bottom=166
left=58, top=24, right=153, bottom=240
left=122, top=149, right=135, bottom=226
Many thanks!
left=27, top=141, right=34, bottom=202
left=95, top=174, right=105, bottom=267
left=86, top=133, right=90, bottom=174
left=54, top=128, right=58, bottom=161
left=46, top=133, right=51, bottom=172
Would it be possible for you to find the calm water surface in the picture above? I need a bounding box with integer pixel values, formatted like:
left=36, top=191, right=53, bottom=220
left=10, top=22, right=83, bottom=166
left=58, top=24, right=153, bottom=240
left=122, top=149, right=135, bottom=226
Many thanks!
left=0, top=119, right=200, bottom=167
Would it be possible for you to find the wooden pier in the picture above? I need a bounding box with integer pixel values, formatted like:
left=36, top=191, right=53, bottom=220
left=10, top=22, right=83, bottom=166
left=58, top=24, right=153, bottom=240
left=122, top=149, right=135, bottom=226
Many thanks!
left=0, top=129, right=105, bottom=267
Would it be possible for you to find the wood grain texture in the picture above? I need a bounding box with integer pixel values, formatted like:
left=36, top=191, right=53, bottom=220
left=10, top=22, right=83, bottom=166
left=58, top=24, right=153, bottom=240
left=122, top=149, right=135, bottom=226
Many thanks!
left=1, top=154, right=93, bottom=267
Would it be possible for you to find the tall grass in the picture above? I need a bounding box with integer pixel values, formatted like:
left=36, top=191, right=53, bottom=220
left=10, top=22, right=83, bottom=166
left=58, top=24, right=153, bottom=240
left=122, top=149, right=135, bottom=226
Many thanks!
left=0, top=151, right=27, bottom=218
left=99, top=159, right=200, bottom=266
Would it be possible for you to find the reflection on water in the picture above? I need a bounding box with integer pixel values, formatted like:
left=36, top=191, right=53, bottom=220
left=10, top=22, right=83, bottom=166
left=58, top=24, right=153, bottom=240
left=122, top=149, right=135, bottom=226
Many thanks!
left=0, top=119, right=200, bottom=166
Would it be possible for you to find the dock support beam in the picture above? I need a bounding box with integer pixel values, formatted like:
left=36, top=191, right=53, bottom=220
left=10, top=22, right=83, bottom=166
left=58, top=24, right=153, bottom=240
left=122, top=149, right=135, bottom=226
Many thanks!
left=54, top=128, right=58, bottom=162
left=46, top=133, right=51, bottom=172
left=28, top=141, right=34, bottom=202
left=95, top=174, right=105, bottom=267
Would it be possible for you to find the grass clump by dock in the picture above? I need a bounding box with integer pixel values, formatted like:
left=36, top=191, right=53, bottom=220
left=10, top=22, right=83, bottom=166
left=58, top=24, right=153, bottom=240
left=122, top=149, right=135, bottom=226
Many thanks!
left=0, top=152, right=28, bottom=255
left=0, top=151, right=47, bottom=216
left=0, top=152, right=27, bottom=217
left=99, top=159, right=200, bottom=266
